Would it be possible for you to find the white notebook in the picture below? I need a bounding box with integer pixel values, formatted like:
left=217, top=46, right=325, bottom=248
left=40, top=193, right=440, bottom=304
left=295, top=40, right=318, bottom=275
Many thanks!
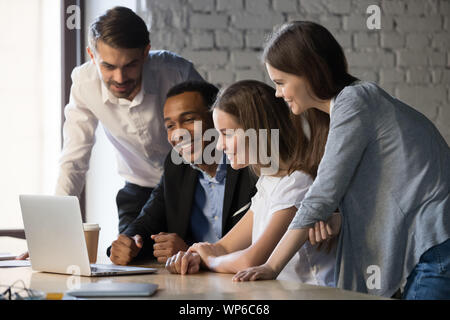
left=66, top=282, right=158, bottom=297
left=0, top=253, right=17, bottom=261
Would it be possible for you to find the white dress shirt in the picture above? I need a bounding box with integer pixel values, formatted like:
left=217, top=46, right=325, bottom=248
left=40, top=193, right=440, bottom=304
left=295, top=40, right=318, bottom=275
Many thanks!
left=250, top=170, right=336, bottom=287
left=55, top=50, right=203, bottom=197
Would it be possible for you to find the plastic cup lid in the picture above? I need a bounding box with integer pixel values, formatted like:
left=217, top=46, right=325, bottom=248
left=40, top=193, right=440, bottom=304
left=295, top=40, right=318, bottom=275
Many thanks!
left=83, top=223, right=100, bottom=231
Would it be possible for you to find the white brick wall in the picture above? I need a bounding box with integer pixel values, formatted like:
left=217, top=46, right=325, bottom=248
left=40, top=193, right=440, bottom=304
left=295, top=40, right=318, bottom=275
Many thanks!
left=141, top=0, right=450, bottom=143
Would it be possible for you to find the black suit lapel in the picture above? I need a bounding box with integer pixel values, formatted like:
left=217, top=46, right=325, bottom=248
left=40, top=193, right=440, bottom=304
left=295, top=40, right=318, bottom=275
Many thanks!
left=176, top=166, right=198, bottom=239
left=221, top=165, right=239, bottom=236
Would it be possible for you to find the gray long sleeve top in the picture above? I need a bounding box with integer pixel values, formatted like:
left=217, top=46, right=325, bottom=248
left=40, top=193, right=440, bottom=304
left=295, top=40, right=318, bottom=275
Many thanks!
left=289, top=81, right=450, bottom=297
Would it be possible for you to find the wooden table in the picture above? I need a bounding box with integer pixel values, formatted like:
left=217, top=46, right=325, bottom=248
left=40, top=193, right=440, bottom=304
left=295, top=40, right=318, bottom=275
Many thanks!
left=0, top=260, right=386, bottom=300
left=0, top=237, right=388, bottom=301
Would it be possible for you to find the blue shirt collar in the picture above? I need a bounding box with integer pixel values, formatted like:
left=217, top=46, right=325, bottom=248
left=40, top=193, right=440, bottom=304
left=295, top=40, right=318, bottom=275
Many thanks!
left=190, top=153, right=227, bottom=183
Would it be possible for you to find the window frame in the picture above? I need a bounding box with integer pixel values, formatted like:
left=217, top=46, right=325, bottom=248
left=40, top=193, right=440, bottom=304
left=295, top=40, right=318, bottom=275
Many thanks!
left=0, top=0, right=85, bottom=239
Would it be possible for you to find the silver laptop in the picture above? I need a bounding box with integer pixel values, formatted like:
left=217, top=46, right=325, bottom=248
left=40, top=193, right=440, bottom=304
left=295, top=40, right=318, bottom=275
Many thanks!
left=19, top=195, right=157, bottom=277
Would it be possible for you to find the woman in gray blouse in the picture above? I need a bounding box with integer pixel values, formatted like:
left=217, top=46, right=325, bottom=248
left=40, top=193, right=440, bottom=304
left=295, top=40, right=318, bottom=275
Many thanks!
left=233, top=21, right=450, bottom=300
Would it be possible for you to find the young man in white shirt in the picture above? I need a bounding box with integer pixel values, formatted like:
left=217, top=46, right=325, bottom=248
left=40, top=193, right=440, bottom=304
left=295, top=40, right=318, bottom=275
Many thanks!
left=58, top=6, right=205, bottom=237
left=54, top=7, right=203, bottom=237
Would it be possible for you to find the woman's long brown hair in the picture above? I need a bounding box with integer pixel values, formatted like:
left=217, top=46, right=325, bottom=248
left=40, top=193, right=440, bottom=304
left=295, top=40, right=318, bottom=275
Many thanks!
left=262, top=21, right=359, bottom=177
left=213, top=80, right=317, bottom=178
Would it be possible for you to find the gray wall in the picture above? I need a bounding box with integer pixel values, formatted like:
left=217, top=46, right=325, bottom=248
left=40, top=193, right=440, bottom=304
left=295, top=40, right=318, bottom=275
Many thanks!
left=138, top=0, right=450, bottom=143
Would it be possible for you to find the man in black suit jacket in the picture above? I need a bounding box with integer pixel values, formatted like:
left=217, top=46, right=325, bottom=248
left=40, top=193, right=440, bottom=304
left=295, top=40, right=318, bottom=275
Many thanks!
left=109, top=81, right=257, bottom=265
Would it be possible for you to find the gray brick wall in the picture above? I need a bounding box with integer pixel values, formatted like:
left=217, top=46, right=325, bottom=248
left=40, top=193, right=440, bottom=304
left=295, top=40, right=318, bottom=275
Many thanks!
left=138, top=0, right=450, bottom=143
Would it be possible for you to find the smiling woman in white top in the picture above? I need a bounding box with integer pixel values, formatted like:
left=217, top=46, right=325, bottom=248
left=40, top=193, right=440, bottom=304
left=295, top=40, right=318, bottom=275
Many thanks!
left=165, top=80, right=337, bottom=287
left=249, top=171, right=335, bottom=285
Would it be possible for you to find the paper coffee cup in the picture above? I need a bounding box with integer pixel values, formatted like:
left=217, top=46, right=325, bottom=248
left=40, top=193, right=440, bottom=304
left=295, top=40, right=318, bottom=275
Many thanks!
left=83, top=223, right=100, bottom=264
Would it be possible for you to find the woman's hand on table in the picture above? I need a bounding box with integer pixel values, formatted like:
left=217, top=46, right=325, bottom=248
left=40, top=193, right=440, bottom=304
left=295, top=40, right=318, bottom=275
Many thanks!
left=232, top=263, right=277, bottom=282
left=165, top=251, right=201, bottom=275
left=187, top=242, right=224, bottom=268
left=15, top=251, right=29, bottom=260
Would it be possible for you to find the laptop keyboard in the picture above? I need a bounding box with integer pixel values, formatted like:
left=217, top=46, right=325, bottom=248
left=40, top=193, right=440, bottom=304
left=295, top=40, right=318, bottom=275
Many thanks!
left=91, top=266, right=127, bottom=273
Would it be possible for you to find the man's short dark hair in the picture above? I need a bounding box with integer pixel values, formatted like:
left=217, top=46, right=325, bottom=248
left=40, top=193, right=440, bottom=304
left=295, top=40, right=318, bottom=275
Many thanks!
left=89, top=6, right=150, bottom=51
left=166, top=81, right=219, bottom=111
